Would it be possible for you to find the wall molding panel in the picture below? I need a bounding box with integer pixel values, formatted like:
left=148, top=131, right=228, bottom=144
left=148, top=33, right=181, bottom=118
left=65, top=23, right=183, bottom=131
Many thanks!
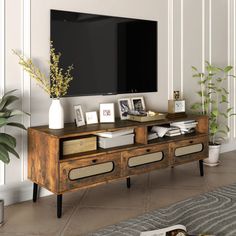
left=168, top=0, right=174, bottom=99
left=0, top=0, right=6, bottom=186
left=21, top=0, right=31, bottom=181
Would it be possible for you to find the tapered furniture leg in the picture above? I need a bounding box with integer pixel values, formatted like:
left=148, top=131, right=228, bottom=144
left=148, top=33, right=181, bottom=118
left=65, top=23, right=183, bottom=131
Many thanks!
left=33, top=183, right=38, bottom=202
left=57, top=194, right=62, bottom=218
left=199, top=160, right=204, bottom=176
left=126, top=177, right=131, bottom=188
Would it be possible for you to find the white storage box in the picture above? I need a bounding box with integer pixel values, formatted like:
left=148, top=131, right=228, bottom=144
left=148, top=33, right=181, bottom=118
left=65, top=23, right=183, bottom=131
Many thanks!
left=98, top=134, right=134, bottom=149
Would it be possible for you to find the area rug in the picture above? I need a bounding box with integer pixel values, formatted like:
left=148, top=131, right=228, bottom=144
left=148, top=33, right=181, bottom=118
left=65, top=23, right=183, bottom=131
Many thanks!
left=90, top=183, right=236, bottom=236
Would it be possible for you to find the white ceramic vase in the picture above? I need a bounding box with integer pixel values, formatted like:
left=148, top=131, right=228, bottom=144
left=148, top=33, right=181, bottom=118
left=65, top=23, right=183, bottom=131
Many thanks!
left=49, top=98, right=64, bottom=129
left=204, top=144, right=221, bottom=166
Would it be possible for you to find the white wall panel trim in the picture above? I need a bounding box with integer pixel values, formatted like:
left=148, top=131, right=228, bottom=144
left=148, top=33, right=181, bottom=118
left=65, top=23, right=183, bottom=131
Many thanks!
left=202, top=0, right=205, bottom=72
left=0, top=0, right=6, bottom=186
left=180, top=0, right=183, bottom=97
left=21, top=0, right=31, bottom=181
left=209, top=0, right=212, bottom=63
left=168, top=0, right=173, bottom=99
left=234, top=0, right=236, bottom=137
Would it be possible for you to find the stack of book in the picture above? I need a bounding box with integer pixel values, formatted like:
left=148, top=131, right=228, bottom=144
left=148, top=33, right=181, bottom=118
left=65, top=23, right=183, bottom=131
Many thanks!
left=151, top=125, right=182, bottom=137
left=165, top=127, right=181, bottom=137
left=170, top=120, right=198, bottom=134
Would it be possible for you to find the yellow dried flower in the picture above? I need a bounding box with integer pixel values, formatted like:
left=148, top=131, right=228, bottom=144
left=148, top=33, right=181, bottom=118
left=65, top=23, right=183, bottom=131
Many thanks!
left=13, top=42, right=74, bottom=98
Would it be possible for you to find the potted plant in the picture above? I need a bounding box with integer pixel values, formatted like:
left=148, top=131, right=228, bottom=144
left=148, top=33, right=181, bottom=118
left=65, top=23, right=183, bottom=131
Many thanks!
left=0, top=89, right=27, bottom=226
left=13, top=42, right=74, bottom=129
left=191, top=61, right=236, bottom=166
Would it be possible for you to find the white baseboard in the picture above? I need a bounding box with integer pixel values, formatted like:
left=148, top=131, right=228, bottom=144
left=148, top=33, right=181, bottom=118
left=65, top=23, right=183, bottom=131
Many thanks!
left=0, top=180, right=52, bottom=206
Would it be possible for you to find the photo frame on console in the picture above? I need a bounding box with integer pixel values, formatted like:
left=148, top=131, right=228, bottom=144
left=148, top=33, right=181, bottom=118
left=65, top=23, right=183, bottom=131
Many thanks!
left=85, top=111, right=98, bottom=124
left=100, top=103, right=115, bottom=123
left=118, top=98, right=132, bottom=120
left=131, top=97, right=146, bottom=112
left=74, top=104, right=85, bottom=127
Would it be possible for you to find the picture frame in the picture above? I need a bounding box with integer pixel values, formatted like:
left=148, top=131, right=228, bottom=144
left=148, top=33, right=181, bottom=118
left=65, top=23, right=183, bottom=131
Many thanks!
left=85, top=111, right=98, bottom=124
left=74, top=105, right=85, bottom=127
left=118, top=98, right=132, bottom=120
left=131, top=97, right=146, bottom=112
left=100, top=103, right=115, bottom=123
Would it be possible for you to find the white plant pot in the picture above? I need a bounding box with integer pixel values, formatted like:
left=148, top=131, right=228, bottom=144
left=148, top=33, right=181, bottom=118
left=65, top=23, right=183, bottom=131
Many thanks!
left=49, top=99, right=64, bottom=129
left=204, top=144, right=221, bottom=166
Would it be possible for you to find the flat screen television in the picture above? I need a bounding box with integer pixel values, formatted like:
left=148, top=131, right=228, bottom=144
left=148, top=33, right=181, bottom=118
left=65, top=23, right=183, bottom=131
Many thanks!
left=50, top=10, right=157, bottom=96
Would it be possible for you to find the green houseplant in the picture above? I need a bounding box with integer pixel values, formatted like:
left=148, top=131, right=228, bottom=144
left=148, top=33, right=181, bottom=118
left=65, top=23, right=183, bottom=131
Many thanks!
left=13, top=42, right=74, bottom=129
left=0, top=90, right=27, bottom=164
left=191, top=61, right=236, bottom=165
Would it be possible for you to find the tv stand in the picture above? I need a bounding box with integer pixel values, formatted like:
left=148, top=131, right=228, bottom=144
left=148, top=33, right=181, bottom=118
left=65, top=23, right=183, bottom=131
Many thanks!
left=28, top=115, right=208, bottom=218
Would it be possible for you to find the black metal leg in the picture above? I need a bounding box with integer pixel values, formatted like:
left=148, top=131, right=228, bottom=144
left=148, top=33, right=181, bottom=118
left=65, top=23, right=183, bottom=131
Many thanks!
left=33, top=183, right=38, bottom=202
left=199, top=160, right=204, bottom=176
left=126, top=177, right=131, bottom=188
left=57, top=194, right=62, bottom=218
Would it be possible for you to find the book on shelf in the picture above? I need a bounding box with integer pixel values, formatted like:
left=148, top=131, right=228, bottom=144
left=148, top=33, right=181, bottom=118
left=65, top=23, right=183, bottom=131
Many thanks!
left=148, top=132, right=159, bottom=140
left=165, top=132, right=182, bottom=137
left=140, top=224, right=215, bottom=236
left=170, top=120, right=198, bottom=129
left=165, top=129, right=182, bottom=137
left=96, top=129, right=134, bottom=138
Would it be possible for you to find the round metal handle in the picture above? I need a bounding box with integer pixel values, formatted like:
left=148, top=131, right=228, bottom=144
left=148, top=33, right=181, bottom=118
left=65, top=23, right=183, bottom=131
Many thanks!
left=146, top=149, right=151, bottom=152
left=189, top=140, right=194, bottom=144
left=92, top=159, right=97, bottom=163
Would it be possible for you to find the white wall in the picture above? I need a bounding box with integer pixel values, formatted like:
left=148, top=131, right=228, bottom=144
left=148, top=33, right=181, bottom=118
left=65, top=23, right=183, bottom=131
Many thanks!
left=0, top=0, right=236, bottom=205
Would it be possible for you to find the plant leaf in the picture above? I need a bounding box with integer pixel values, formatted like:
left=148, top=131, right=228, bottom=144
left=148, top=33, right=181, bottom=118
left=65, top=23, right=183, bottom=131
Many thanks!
left=1, top=89, right=18, bottom=99
left=10, top=109, right=30, bottom=117
left=0, top=133, right=16, bottom=148
left=0, top=144, right=10, bottom=164
left=190, top=103, right=202, bottom=110
left=6, top=122, right=26, bottom=130
left=0, top=95, right=19, bottom=110
left=2, top=143, right=20, bottom=159
left=192, top=66, right=198, bottom=72
left=0, top=117, right=8, bottom=127
left=224, top=66, right=233, bottom=73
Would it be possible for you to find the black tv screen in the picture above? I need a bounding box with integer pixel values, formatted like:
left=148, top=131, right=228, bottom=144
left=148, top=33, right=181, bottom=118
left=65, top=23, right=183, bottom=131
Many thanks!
left=50, top=10, right=157, bottom=96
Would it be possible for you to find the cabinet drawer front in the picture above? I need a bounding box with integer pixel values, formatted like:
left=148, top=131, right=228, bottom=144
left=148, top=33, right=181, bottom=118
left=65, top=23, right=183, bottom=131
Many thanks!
left=123, top=144, right=169, bottom=176
left=172, top=136, right=208, bottom=164
left=59, top=153, right=121, bottom=192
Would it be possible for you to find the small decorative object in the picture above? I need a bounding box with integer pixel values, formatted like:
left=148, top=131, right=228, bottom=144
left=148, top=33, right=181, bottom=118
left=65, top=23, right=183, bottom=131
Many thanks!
left=100, top=103, right=115, bottom=123
left=131, top=97, right=145, bottom=111
left=74, top=105, right=85, bottom=127
left=128, top=111, right=166, bottom=122
left=168, top=91, right=185, bottom=114
left=118, top=98, right=132, bottom=120
left=13, top=42, right=74, bottom=129
left=85, top=111, right=98, bottom=124
left=191, top=61, right=236, bottom=166
left=174, top=90, right=180, bottom=100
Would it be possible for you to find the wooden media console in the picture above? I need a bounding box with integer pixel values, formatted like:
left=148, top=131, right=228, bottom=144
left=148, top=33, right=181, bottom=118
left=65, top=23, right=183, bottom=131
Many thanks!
left=28, top=115, right=208, bottom=218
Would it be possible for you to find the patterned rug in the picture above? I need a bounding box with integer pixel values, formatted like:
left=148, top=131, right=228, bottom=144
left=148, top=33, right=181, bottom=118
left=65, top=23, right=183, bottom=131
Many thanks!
left=90, top=183, right=236, bottom=236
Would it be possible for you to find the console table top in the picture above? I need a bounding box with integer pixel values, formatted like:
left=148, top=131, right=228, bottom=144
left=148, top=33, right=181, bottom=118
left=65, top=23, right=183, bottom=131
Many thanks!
left=29, top=114, right=208, bottom=139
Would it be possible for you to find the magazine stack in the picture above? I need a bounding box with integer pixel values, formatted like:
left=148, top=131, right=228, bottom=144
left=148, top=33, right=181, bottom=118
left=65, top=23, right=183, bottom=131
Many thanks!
left=170, top=120, right=198, bottom=134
